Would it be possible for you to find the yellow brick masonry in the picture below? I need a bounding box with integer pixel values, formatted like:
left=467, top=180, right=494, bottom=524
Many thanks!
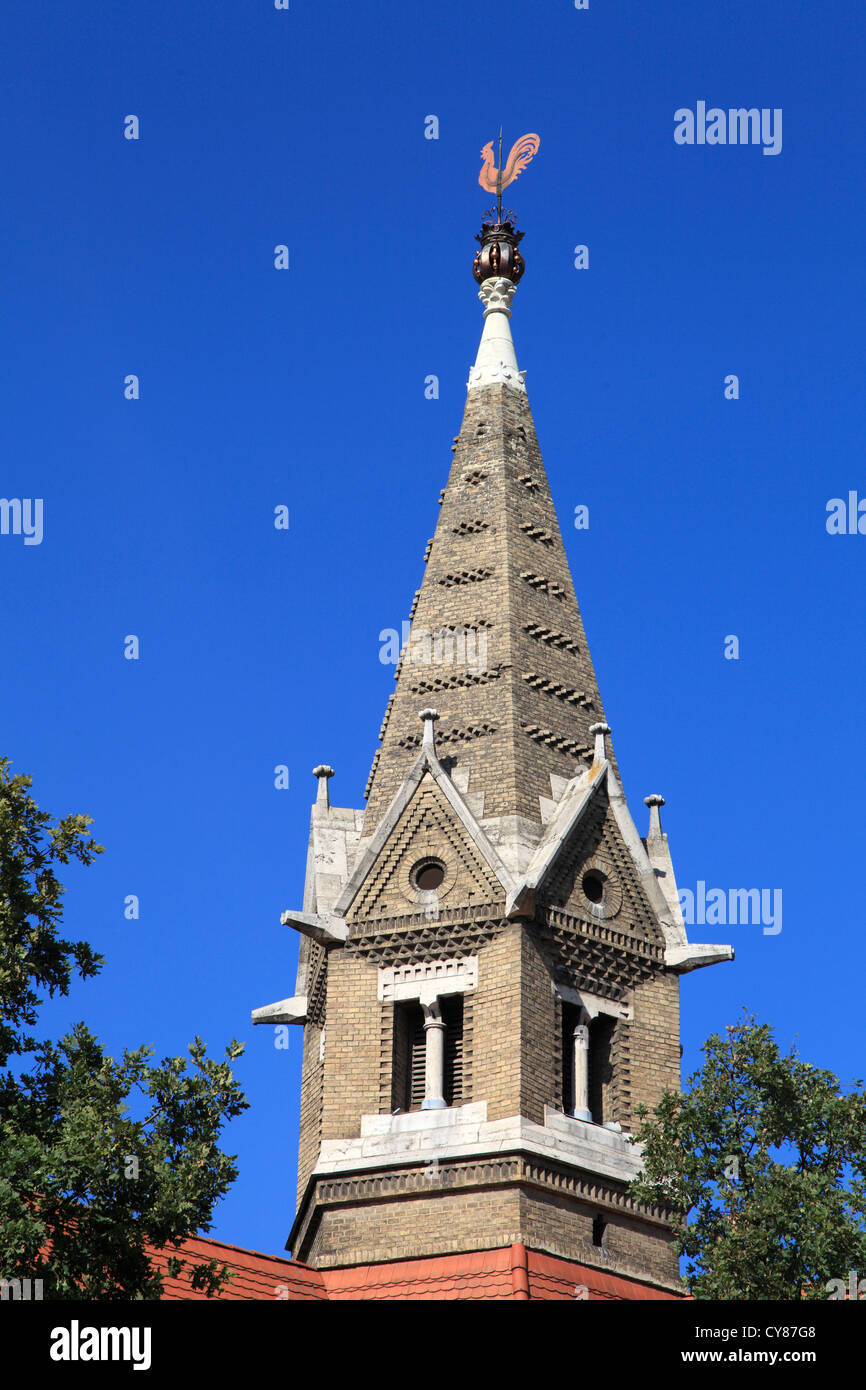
left=288, top=364, right=684, bottom=1285
left=364, top=383, right=613, bottom=829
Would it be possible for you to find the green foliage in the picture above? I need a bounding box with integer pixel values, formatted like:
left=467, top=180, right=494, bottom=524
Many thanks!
left=0, top=757, right=248, bottom=1299
left=629, top=1012, right=866, bottom=1299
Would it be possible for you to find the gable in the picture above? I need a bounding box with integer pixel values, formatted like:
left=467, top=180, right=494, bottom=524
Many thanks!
left=540, top=784, right=665, bottom=948
left=348, top=771, right=505, bottom=921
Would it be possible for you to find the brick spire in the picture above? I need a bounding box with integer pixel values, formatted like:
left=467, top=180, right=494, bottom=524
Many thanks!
left=364, top=224, right=609, bottom=833
left=255, top=192, right=731, bottom=1291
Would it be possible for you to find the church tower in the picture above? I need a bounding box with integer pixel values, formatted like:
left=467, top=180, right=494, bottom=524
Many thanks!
left=254, top=179, right=733, bottom=1299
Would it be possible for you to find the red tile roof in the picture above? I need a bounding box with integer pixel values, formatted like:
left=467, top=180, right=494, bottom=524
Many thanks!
left=150, top=1236, right=325, bottom=1301
left=526, top=1249, right=681, bottom=1301
left=322, top=1247, right=517, bottom=1301
left=153, top=1237, right=684, bottom=1301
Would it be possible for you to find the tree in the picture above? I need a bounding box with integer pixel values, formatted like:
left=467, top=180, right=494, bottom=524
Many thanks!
left=629, top=1013, right=866, bottom=1300
left=0, top=756, right=248, bottom=1299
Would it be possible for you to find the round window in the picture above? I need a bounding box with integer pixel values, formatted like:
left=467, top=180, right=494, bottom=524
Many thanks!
left=412, top=859, right=446, bottom=892
left=577, top=859, right=622, bottom=919
left=582, top=870, right=605, bottom=904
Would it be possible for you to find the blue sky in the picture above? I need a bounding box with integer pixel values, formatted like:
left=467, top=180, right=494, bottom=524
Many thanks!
left=2, top=1, right=865, bottom=1257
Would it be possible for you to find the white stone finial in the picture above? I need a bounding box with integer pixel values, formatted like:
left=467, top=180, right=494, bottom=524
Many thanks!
left=467, top=276, right=527, bottom=394
left=644, top=794, right=665, bottom=839
left=589, top=722, right=611, bottom=765
left=312, top=764, right=334, bottom=809
left=479, top=277, right=516, bottom=318
left=419, top=708, right=439, bottom=749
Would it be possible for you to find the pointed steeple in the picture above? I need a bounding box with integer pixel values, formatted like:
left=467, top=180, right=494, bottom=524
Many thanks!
left=255, top=168, right=733, bottom=1289
left=364, top=218, right=609, bottom=838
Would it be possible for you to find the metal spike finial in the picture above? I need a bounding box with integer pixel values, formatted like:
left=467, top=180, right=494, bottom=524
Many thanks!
left=497, top=125, right=503, bottom=222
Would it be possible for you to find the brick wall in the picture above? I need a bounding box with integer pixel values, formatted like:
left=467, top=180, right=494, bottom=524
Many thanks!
left=470, top=925, right=523, bottom=1120
left=517, top=1189, right=678, bottom=1285
left=308, top=1186, right=524, bottom=1267
left=629, top=971, right=681, bottom=1122
left=320, top=952, right=381, bottom=1140
left=297, top=1019, right=324, bottom=1204
left=301, top=1169, right=677, bottom=1285
left=519, top=925, right=556, bottom=1124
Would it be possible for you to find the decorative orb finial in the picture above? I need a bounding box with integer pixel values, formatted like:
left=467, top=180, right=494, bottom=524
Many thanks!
left=473, top=216, right=525, bottom=285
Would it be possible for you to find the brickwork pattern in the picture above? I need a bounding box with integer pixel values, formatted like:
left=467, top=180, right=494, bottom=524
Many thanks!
left=377, top=998, right=395, bottom=1115
left=364, top=384, right=612, bottom=830
left=348, top=775, right=502, bottom=921
left=516, top=1189, right=678, bottom=1286
left=543, top=785, right=664, bottom=948
left=519, top=927, right=556, bottom=1126
left=297, top=1020, right=324, bottom=1204
left=540, top=905, right=661, bottom=999
left=462, top=992, right=475, bottom=1103
left=628, top=971, right=681, bottom=1125
left=469, top=926, right=524, bottom=1122
left=320, top=952, right=382, bottom=1141
left=307, top=1186, right=524, bottom=1267
left=345, top=905, right=509, bottom=968
left=609, top=1016, right=634, bottom=1127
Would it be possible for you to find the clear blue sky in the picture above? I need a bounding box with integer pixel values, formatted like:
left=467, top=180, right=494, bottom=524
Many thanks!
left=2, top=2, right=864, bottom=1257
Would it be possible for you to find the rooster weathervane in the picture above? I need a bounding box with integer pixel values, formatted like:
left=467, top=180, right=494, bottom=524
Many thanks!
left=478, top=130, right=541, bottom=222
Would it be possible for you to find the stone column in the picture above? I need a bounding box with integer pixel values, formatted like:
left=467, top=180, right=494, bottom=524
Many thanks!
left=467, top=277, right=527, bottom=393
left=644, top=793, right=665, bottom=842
left=573, top=1015, right=592, bottom=1122
left=419, top=707, right=439, bottom=749
left=312, top=764, right=334, bottom=810
left=421, top=999, right=447, bottom=1110
left=589, top=722, right=611, bottom=767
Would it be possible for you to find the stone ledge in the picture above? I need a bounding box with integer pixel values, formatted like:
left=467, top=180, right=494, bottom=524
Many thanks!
left=316, top=1109, right=642, bottom=1185
left=360, top=1102, right=488, bottom=1137
left=542, top=1106, right=629, bottom=1148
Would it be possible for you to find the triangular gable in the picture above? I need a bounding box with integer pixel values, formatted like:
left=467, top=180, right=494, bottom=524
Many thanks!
left=508, top=757, right=732, bottom=969
left=333, top=741, right=514, bottom=920
left=536, top=776, right=664, bottom=948
left=505, top=761, right=608, bottom=917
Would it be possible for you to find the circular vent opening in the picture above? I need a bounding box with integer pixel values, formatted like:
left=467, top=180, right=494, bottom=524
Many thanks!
left=582, top=870, right=605, bottom=904
left=412, top=859, right=446, bottom=892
